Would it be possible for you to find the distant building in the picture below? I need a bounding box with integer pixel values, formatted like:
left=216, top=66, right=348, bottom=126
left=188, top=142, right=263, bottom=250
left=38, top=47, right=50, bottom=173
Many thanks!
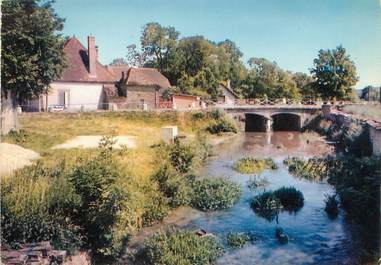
left=360, top=86, right=380, bottom=102
left=218, top=81, right=239, bottom=105
left=26, top=36, right=171, bottom=111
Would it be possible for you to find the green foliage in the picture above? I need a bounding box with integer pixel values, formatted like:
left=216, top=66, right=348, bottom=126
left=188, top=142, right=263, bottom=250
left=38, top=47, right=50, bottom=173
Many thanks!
left=7, top=129, right=29, bottom=144
left=250, top=191, right=282, bottom=222
left=310, top=45, right=358, bottom=100
left=327, top=156, right=380, bottom=258
left=1, top=0, right=66, bottom=101
left=242, top=58, right=301, bottom=99
left=205, top=118, right=237, bottom=134
left=151, top=164, right=193, bottom=208
left=273, top=187, right=304, bottom=212
left=169, top=138, right=195, bottom=174
left=227, top=232, right=250, bottom=248
left=68, top=138, right=126, bottom=258
left=324, top=194, right=339, bottom=219
left=284, top=157, right=329, bottom=181
left=1, top=161, right=82, bottom=252
left=233, top=157, right=277, bottom=174
left=191, top=178, right=241, bottom=211
left=133, top=230, right=224, bottom=265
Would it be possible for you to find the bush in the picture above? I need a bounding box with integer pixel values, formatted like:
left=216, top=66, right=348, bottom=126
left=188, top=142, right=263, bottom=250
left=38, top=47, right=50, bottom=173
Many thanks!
left=250, top=191, right=282, bottom=222
left=324, top=194, right=339, bottom=219
left=192, top=111, right=206, bottom=120
left=227, top=232, right=250, bottom=248
left=207, top=109, right=224, bottom=120
left=233, top=157, right=277, bottom=174
left=133, top=230, right=223, bottom=265
left=152, top=164, right=193, bottom=208
left=169, top=138, right=195, bottom=174
left=205, top=118, right=237, bottom=134
left=68, top=140, right=127, bottom=258
left=191, top=178, right=241, bottom=211
left=273, top=187, right=304, bottom=212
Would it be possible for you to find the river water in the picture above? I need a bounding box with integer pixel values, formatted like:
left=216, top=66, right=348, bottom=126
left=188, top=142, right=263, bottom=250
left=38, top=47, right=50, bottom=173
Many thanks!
left=132, top=132, right=362, bottom=264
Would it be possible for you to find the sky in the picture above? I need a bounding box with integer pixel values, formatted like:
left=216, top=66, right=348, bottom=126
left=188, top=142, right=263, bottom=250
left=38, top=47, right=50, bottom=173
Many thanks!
left=54, top=0, right=381, bottom=89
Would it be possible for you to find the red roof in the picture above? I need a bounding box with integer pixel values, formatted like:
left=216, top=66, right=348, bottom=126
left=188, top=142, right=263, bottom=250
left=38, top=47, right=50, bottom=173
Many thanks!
left=58, top=37, right=116, bottom=83
left=107, top=65, right=130, bottom=80
left=126, top=68, right=171, bottom=88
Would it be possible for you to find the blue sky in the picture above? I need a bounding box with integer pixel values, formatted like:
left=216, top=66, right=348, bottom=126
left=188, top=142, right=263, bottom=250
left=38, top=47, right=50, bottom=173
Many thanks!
left=55, top=0, right=381, bottom=89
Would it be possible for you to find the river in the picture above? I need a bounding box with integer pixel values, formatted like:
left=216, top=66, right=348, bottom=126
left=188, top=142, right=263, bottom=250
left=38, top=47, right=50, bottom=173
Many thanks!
left=132, top=132, right=362, bottom=264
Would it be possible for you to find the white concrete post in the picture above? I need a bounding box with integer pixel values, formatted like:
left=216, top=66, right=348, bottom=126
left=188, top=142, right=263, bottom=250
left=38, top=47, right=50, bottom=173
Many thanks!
left=162, top=126, right=178, bottom=144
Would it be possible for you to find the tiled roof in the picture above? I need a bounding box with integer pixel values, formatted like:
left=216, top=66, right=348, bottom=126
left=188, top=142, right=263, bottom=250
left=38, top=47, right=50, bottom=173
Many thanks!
left=107, top=65, right=130, bottom=80
left=126, top=68, right=171, bottom=89
left=58, top=37, right=116, bottom=83
left=219, top=83, right=239, bottom=98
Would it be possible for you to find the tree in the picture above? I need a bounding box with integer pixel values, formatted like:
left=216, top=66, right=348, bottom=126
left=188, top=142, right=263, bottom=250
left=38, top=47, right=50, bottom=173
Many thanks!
left=310, top=45, right=358, bottom=100
left=109, top=57, right=128, bottom=66
left=140, top=22, right=179, bottom=71
left=1, top=0, right=66, bottom=101
left=1, top=0, right=66, bottom=133
left=292, top=72, right=316, bottom=98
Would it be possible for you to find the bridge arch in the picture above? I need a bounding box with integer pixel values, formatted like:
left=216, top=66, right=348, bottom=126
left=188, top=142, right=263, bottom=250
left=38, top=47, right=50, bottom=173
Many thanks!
left=271, top=112, right=301, bottom=131
left=245, top=113, right=271, bottom=132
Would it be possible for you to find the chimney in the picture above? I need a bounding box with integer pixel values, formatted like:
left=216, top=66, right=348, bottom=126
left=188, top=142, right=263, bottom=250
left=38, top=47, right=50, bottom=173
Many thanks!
left=95, top=46, right=99, bottom=61
left=88, top=36, right=97, bottom=77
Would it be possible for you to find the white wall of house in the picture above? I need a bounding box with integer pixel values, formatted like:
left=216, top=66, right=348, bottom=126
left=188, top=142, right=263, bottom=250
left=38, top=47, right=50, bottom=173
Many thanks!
left=220, top=85, right=237, bottom=105
left=45, top=82, right=104, bottom=111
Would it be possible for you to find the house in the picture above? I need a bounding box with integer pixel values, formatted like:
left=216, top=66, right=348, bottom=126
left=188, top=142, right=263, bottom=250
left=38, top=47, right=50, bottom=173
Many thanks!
left=219, top=81, right=239, bottom=105
left=26, top=36, right=171, bottom=111
left=159, top=94, right=201, bottom=110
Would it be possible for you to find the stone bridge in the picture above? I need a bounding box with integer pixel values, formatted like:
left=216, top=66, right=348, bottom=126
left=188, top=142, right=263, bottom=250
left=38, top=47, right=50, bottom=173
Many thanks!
left=223, top=105, right=321, bottom=132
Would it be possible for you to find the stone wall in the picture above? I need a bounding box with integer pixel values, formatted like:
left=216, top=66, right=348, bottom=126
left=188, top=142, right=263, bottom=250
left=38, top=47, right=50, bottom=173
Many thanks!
left=125, top=85, right=159, bottom=110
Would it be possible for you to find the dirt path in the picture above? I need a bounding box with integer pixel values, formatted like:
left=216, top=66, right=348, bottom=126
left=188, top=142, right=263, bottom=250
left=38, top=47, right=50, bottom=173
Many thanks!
left=0, top=143, right=40, bottom=177
left=52, top=135, right=137, bottom=149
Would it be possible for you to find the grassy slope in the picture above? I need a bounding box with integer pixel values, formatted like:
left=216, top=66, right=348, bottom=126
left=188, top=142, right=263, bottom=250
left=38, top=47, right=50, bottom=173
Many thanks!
left=343, top=104, right=381, bottom=122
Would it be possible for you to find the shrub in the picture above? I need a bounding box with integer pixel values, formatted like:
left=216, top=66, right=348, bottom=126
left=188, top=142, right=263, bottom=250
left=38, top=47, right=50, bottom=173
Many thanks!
left=169, top=138, right=195, bottom=174
left=151, top=164, right=193, bottom=208
left=247, top=175, right=270, bottom=190
left=273, top=187, right=304, bottom=212
left=233, top=157, right=277, bottom=174
left=133, top=230, right=223, bottom=265
left=68, top=140, right=127, bottom=258
left=250, top=191, right=282, bottom=222
left=191, top=178, right=241, bottom=211
left=207, top=108, right=224, bottom=120
left=284, top=157, right=328, bottom=181
left=227, top=232, right=250, bottom=248
left=324, top=194, right=339, bottom=219
left=205, top=118, right=237, bottom=134
left=192, top=111, right=206, bottom=120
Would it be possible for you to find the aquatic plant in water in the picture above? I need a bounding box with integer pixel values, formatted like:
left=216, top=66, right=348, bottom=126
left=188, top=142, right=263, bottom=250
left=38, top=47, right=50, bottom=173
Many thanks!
left=227, top=232, right=251, bottom=248
left=191, top=177, right=241, bottom=211
left=273, top=187, right=304, bottom=212
left=275, top=227, right=289, bottom=244
left=324, top=194, right=339, bottom=219
left=247, top=175, right=270, bottom=190
left=284, top=156, right=329, bottom=181
left=233, top=157, right=278, bottom=174
left=250, top=191, right=282, bottom=222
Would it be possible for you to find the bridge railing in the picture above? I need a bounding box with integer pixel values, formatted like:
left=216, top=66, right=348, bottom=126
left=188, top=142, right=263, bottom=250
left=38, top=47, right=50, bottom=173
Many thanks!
left=231, top=98, right=351, bottom=107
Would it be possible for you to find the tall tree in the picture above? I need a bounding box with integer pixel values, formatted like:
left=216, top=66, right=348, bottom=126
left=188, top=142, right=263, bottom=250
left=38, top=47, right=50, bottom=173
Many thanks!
left=2, top=0, right=66, bottom=102
left=140, top=22, right=179, bottom=71
left=310, top=45, right=358, bottom=100
left=1, top=0, right=66, bottom=133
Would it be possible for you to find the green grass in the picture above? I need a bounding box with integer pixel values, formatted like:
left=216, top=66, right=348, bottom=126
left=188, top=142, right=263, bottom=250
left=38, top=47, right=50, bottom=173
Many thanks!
left=227, top=232, right=250, bottom=248
left=131, top=230, right=223, bottom=265
left=233, top=157, right=277, bottom=174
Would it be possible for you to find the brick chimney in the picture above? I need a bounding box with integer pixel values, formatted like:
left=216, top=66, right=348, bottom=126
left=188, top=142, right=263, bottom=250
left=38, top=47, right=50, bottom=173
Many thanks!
left=88, top=36, right=97, bottom=77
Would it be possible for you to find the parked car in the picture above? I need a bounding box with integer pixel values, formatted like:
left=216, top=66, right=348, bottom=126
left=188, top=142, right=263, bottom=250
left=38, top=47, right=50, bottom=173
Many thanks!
left=48, top=105, right=65, bottom=112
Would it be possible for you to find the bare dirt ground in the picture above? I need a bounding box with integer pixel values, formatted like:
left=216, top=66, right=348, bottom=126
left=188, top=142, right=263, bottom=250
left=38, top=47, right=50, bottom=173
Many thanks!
left=0, top=143, right=40, bottom=177
left=52, top=135, right=137, bottom=150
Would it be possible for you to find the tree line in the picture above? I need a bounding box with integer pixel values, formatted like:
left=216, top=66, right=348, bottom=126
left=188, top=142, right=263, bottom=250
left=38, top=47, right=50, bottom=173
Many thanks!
left=111, top=22, right=359, bottom=100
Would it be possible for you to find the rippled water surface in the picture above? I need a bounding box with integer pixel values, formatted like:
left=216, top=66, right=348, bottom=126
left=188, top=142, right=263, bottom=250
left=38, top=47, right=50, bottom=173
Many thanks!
left=182, top=132, right=358, bottom=265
